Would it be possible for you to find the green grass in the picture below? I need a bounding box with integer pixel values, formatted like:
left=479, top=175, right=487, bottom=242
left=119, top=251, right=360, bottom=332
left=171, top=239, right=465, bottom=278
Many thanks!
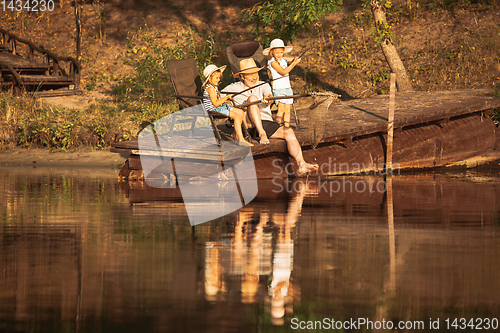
left=0, top=91, right=136, bottom=149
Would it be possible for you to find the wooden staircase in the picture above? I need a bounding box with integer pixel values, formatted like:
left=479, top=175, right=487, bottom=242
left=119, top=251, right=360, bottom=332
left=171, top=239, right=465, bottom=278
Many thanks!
left=0, top=28, right=81, bottom=96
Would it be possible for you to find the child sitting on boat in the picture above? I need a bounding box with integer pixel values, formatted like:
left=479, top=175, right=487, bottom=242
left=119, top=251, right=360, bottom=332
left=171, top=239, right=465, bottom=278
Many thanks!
left=202, top=64, right=253, bottom=146
left=264, top=39, right=301, bottom=128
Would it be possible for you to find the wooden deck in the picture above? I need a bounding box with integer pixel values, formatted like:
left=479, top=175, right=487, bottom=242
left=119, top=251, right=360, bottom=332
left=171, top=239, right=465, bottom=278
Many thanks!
left=111, top=89, right=500, bottom=179
left=250, top=89, right=500, bottom=153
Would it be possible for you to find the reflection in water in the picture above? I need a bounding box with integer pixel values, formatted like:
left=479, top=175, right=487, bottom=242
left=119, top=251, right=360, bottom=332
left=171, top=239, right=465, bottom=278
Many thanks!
left=1, top=169, right=500, bottom=332
left=203, top=182, right=314, bottom=326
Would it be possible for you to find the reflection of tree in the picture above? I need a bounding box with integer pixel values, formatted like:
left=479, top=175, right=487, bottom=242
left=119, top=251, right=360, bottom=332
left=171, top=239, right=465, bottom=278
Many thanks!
left=373, top=175, right=395, bottom=332
left=203, top=181, right=312, bottom=325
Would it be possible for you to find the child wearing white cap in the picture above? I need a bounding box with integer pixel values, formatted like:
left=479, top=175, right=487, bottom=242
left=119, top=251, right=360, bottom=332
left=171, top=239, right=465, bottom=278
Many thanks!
left=202, top=64, right=253, bottom=146
left=264, top=39, right=302, bottom=127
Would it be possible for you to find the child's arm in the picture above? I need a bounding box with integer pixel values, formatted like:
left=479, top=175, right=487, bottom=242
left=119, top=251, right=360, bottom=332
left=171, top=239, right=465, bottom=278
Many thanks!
left=207, top=86, right=232, bottom=107
left=270, top=57, right=301, bottom=76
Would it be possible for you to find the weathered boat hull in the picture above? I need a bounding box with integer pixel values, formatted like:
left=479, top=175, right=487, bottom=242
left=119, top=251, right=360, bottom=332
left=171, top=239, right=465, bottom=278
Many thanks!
left=119, top=174, right=500, bottom=229
left=261, top=110, right=497, bottom=178
left=111, top=89, right=500, bottom=181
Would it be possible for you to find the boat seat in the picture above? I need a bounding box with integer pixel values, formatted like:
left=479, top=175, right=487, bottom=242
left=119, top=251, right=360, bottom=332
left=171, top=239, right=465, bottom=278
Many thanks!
left=226, top=41, right=268, bottom=82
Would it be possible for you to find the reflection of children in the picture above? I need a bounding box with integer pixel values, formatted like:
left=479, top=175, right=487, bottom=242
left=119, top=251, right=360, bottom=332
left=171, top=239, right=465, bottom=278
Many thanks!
left=264, top=39, right=301, bottom=127
left=204, top=242, right=221, bottom=302
left=268, top=181, right=307, bottom=324
left=202, top=64, right=253, bottom=146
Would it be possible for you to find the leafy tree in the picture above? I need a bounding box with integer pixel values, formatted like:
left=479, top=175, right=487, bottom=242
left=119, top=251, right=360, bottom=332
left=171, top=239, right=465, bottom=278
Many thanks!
left=243, top=0, right=343, bottom=44
left=244, top=0, right=413, bottom=92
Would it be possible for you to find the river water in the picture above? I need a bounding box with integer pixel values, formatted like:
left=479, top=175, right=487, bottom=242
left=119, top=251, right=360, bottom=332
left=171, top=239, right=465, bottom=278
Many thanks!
left=1, top=166, right=500, bottom=332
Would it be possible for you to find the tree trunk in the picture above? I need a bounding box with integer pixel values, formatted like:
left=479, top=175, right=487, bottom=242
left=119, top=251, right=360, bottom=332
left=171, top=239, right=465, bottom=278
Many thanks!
left=74, top=0, right=82, bottom=61
left=371, top=0, right=413, bottom=92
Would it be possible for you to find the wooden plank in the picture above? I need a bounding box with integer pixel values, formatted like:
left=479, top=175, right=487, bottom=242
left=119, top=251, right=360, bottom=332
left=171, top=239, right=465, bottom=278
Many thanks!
left=34, top=89, right=83, bottom=97
left=294, top=89, right=500, bottom=147
left=19, top=75, right=73, bottom=83
left=387, top=73, right=396, bottom=170
left=132, top=149, right=222, bottom=162
left=0, top=52, right=50, bottom=70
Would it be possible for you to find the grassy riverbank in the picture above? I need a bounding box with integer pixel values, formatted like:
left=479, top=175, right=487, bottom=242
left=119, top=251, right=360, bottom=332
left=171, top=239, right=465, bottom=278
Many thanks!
left=0, top=0, right=499, bottom=150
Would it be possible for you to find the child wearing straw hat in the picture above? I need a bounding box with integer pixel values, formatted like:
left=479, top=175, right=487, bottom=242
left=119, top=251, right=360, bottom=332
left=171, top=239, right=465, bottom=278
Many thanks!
left=264, top=39, right=301, bottom=128
left=202, top=64, right=253, bottom=146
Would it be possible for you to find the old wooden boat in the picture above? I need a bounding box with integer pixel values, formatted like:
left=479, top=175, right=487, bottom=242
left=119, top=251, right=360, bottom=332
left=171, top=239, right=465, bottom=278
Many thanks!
left=111, top=89, right=500, bottom=184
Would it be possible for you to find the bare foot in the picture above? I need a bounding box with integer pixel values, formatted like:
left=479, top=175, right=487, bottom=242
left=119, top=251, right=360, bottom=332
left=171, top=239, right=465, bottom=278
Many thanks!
left=259, top=132, right=270, bottom=144
left=238, top=140, right=254, bottom=147
left=275, top=116, right=283, bottom=124
left=298, top=162, right=319, bottom=174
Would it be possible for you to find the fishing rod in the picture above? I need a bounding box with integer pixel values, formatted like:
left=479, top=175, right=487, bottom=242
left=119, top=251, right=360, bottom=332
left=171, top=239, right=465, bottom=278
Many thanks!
left=292, top=49, right=308, bottom=62
left=173, top=52, right=308, bottom=100
left=172, top=87, right=303, bottom=102
left=173, top=92, right=338, bottom=110
left=173, top=75, right=289, bottom=100
left=222, top=74, right=288, bottom=96
left=226, top=51, right=307, bottom=97
left=227, top=49, right=307, bottom=92
left=172, top=94, right=205, bottom=99
left=172, top=93, right=313, bottom=108
left=234, top=93, right=311, bottom=109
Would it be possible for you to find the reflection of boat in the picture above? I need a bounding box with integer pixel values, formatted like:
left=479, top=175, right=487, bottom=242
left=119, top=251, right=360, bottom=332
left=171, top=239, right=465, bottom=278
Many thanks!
left=112, top=89, right=500, bottom=180
left=120, top=173, right=500, bottom=228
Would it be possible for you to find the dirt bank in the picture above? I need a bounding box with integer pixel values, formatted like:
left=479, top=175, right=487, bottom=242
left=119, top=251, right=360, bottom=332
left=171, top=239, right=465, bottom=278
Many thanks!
left=0, top=147, right=126, bottom=169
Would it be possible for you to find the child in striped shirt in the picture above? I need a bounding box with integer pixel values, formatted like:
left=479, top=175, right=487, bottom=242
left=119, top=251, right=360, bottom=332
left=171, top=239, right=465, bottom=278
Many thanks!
left=202, top=64, right=253, bottom=146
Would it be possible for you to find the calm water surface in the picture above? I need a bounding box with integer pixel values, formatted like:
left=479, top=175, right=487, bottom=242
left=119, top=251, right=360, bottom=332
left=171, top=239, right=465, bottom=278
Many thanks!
left=1, top=167, right=500, bottom=332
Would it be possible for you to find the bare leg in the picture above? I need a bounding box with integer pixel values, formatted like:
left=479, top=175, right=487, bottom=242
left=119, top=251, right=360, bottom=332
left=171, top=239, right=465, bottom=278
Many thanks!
left=246, top=96, right=269, bottom=144
left=229, top=108, right=253, bottom=146
left=283, top=104, right=291, bottom=128
left=276, top=102, right=284, bottom=124
left=274, top=127, right=318, bottom=174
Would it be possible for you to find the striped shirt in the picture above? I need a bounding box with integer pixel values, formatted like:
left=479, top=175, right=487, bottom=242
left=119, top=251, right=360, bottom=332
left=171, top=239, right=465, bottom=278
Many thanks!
left=202, top=84, right=219, bottom=112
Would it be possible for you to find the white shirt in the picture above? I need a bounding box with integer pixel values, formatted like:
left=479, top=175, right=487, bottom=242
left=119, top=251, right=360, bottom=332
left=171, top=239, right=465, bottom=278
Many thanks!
left=222, top=81, right=273, bottom=122
left=268, top=57, right=291, bottom=90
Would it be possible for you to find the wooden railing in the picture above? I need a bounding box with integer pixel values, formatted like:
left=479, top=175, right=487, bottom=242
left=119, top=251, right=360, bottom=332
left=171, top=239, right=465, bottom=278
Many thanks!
left=0, top=59, right=22, bottom=86
left=0, top=27, right=81, bottom=89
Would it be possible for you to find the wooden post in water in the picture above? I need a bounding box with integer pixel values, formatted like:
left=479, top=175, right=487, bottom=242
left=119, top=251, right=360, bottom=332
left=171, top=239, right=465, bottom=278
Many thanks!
left=387, top=73, right=396, bottom=171
left=386, top=73, right=396, bottom=293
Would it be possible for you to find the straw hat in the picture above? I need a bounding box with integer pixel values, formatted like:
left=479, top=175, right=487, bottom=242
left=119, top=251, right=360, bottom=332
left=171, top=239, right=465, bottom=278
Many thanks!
left=233, top=58, right=264, bottom=78
left=202, top=64, right=227, bottom=86
left=263, top=39, right=293, bottom=56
